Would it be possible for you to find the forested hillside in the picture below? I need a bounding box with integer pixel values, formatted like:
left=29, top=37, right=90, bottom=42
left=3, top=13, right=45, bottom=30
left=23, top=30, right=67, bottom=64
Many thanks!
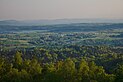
left=0, top=23, right=123, bottom=82
left=0, top=45, right=123, bottom=82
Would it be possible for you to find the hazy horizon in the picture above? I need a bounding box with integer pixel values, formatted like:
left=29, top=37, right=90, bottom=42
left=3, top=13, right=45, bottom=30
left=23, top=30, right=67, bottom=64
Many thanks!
left=0, top=0, right=123, bottom=20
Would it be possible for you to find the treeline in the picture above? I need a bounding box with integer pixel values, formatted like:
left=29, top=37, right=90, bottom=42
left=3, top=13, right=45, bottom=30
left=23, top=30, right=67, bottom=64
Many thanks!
left=0, top=45, right=123, bottom=82
left=1, top=45, right=123, bottom=73
left=0, top=51, right=123, bottom=82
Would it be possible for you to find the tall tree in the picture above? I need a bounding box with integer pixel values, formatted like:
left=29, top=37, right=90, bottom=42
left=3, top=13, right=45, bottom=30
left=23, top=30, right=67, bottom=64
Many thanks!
left=13, top=51, right=22, bottom=70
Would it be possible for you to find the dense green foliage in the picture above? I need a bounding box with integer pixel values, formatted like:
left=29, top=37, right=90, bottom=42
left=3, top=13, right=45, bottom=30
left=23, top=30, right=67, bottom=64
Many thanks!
left=0, top=45, right=123, bottom=82
left=0, top=51, right=115, bottom=82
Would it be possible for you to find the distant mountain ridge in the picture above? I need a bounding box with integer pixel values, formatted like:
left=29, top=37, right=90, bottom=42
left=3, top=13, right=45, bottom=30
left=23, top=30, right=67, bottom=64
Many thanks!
left=0, top=19, right=123, bottom=26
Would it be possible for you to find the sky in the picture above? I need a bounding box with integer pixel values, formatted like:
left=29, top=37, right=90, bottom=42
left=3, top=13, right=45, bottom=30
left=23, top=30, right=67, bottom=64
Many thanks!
left=0, top=0, right=123, bottom=20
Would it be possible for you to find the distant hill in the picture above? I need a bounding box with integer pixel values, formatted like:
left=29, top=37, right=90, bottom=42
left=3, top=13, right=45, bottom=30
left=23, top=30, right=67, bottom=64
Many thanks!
left=0, top=23, right=123, bottom=33
left=0, top=19, right=123, bottom=26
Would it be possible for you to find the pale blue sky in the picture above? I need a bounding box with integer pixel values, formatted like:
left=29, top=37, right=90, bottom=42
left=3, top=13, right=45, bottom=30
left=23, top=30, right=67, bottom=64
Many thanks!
left=0, top=0, right=123, bottom=20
